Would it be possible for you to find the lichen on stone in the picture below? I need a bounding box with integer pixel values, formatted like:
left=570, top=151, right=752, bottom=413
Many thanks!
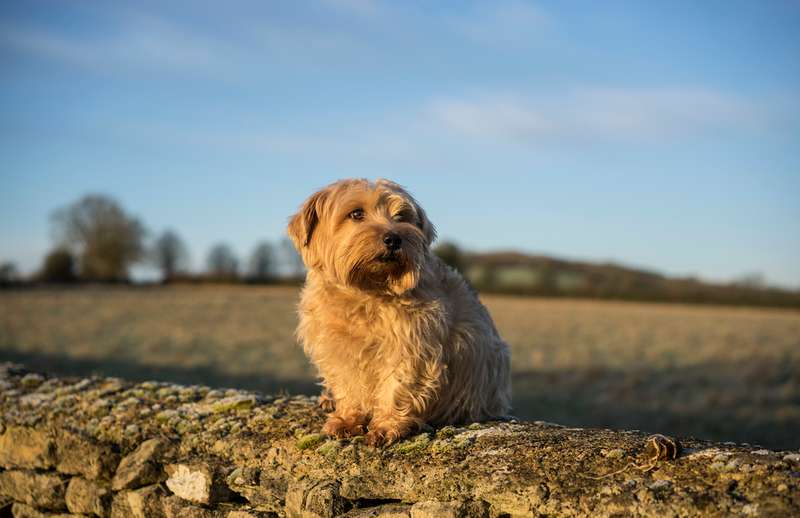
left=211, top=395, right=256, bottom=414
left=296, top=433, right=326, bottom=450
left=392, top=432, right=432, bottom=455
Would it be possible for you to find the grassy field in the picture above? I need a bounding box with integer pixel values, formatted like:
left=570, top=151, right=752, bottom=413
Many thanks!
left=1, top=285, right=798, bottom=450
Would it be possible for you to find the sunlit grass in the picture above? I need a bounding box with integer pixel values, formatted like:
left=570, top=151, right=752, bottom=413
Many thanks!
left=1, top=286, right=798, bottom=448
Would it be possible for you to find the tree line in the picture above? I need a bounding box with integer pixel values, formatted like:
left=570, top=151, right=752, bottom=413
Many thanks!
left=431, top=243, right=800, bottom=309
left=0, top=194, right=304, bottom=285
left=2, top=193, right=799, bottom=308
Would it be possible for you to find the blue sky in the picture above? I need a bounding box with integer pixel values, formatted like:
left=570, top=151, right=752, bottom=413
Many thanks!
left=1, top=0, right=799, bottom=287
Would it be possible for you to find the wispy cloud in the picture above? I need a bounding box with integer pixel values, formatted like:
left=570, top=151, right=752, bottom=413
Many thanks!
left=430, top=87, right=786, bottom=144
left=450, top=0, right=553, bottom=46
left=1, top=9, right=369, bottom=76
left=0, top=14, right=233, bottom=74
left=320, top=0, right=382, bottom=17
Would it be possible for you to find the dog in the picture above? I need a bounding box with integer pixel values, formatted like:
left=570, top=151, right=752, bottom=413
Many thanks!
left=288, top=178, right=511, bottom=446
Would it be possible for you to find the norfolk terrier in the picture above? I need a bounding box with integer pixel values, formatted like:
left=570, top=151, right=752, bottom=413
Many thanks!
left=288, top=179, right=511, bottom=446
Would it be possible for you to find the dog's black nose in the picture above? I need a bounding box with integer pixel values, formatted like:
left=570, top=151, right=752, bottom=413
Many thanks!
left=383, top=233, right=402, bottom=251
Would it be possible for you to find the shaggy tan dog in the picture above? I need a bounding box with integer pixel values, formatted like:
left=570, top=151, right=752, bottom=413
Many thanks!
left=288, top=179, right=511, bottom=446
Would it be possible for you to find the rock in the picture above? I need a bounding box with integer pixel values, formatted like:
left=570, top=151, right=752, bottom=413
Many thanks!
left=20, top=373, right=45, bottom=388
left=161, top=494, right=216, bottom=518
left=0, top=470, right=67, bottom=510
left=55, top=429, right=120, bottom=480
left=1, top=366, right=799, bottom=518
left=165, top=462, right=232, bottom=505
left=0, top=427, right=55, bottom=469
left=783, top=453, right=800, bottom=463
left=65, top=477, right=111, bottom=516
left=110, top=492, right=132, bottom=518
left=211, top=395, right=256, bottom=414
left=111, top=438, right=168, bottom=490
left=342, top=503, right=412, bottom=517
left=226, top=511, right=275, bottom=518
left=285, top=480, right=348, bottom=518
left=10, top=502, right=84, bottom=518
left=295, top=433, right=325, bottom=451
left=409, top=501, right=462, bottom=518
left=123, top=484, right=166, bottom=518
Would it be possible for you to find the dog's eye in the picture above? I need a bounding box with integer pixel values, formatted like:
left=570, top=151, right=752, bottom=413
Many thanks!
left=348, top=209, right=365, bottom=221
left=392, top=213, right=407, bottom=222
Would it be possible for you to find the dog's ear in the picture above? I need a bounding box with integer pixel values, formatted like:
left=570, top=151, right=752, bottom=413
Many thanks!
left=287, top=188, right=329, bottom=250
left=414, top=203, right=437, bottom=246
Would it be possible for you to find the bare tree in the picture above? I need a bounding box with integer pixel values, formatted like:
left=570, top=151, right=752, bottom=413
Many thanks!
left=51, top=195, right=146, bottom=281
left=207, top=243, right=238, bottom=278
left=249, top=241, right=275, bottom=281
left=152, top=230, right=190, bottom=281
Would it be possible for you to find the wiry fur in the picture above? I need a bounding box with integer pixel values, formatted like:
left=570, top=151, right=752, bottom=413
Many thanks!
left=288, top=178, right=511, bottom=445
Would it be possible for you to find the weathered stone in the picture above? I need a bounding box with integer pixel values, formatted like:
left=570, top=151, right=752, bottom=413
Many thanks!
left=211, top=395, right=256, bottom=414
left=227, top=469, right=286, bottom=513
left=123, top=484, right=166, bottom=518
left=285, top=480, right=348, bottom=518
left=165, top=462, right=232, bottom=505
left=0, top=495, right=12, bottom=515
left=226, top=511, right=276, bottom=518
left=109, top=492, right=132, bottom=518
left=409, top=500, right=462, bottom=518
left=10, top=502, right=84, bottom=518
left=161, top=494, right=215, bottom=518
left=111, top=438, right=167, bottom=490
left=341, top=504, right=411, bottom=517
left=65, top=477, right=111, bottom=516
left=0, top=470, right=67, bottom=510
left=56, top=429, right=119, bottom=480
left=2, top=366, right=800, bottom=518
left=0, top=427, right=55, bottom=469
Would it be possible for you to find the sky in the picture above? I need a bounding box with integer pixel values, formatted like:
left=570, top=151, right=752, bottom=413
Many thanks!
left=1, top=0, right=799, bottom=287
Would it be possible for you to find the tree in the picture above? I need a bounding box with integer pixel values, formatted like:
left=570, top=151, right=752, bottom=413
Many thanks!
left=433, top=241, right=466, bottom=273
left=280, top=237, right=305, bottom=279
left=0, top=262, right=18, bottom=284
left=39, top=248, right=77, bottom=283
left=249, top=241, right=275, bottom=281
left=152, top=230, right=190, bottom=281
left=207, top=243, right=238, bottom=278
left=51, top=195, right=146, bottom=281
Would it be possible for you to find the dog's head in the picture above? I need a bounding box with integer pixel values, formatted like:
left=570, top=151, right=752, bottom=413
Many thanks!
left=288, top=179, right=436, bottom=294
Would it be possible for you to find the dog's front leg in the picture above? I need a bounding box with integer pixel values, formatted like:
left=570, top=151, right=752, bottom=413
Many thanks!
left=365, top=363, right=442, bottom=446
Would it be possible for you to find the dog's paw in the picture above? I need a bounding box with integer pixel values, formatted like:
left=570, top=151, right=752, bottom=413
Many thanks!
left=322, top=415, right=366, bottom=439
left=365, top=426, right=403, bottom=447
left=318, top=393, right=336, bottom=413
left=365, top=429, right=387, bottom=447
left=322, top=416, right=348, bottom=439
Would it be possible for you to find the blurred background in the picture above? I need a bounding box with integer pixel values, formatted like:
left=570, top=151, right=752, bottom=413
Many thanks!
left=1, top=1, right=799, bottom=449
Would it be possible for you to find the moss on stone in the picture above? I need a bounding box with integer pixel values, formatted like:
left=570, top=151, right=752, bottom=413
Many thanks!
left=296, top=433, right=326, bottom=450
left=315, top=440, right=341, bottom=460
left=393, top=433, right=431, bottom=455
left=211, top=396, right=255, bottom=414
left=436, top=426, right=456, bottom=439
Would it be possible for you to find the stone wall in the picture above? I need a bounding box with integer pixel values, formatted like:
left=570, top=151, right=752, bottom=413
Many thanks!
left=0, top=363, right=797, bottom=517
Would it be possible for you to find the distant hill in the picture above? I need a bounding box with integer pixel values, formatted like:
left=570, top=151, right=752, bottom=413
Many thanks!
left=442, top=248, right=800, bottom=308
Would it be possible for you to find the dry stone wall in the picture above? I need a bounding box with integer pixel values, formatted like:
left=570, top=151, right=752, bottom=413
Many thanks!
left=0, top=363, right=798, bottom=517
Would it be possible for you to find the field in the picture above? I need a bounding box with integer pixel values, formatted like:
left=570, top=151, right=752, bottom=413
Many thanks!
left=1, top=286, right=799, bottom=450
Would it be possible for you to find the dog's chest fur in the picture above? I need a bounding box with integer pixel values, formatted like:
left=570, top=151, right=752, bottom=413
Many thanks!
left=297, top=274, right=449, bottom=409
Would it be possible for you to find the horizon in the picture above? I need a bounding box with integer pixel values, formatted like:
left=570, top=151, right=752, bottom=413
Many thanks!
left=2, top=1, right=799, bottom=288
